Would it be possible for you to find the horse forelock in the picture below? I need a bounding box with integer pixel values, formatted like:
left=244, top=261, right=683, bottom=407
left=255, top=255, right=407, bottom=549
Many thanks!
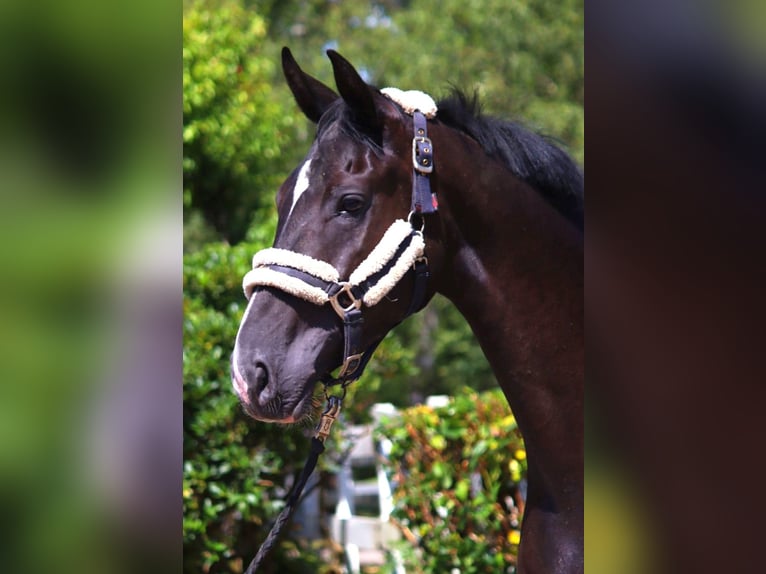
left=316, top=99, right=384, bottom=154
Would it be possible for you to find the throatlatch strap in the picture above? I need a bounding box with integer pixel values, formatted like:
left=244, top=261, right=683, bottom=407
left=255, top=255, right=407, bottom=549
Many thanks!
left=412, top=111, right=437, bottom=214
left=340, top=308, right=365, bottom=379
left=405, top=258, right=430, bottom=316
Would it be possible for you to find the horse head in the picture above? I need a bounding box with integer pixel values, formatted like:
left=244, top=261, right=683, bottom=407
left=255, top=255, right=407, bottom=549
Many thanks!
left=232, top=48, right=443, bottom=422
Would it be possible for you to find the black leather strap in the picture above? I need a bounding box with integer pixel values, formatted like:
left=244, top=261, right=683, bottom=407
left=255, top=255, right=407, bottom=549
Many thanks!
left=412, top=111, right=437, bottom=215
left=340, top=308, right=364, bottom=377
left=268, top=265, right=337, bottom=295
left=405, top=258, right=430, bottom=316
left=338, top=253, right=429, bottom=384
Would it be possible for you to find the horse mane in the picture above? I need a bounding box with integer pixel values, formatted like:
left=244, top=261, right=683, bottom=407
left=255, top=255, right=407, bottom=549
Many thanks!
left=315, top=91, right=583, bottom=230
left=436, top=90, right=584, bottom=230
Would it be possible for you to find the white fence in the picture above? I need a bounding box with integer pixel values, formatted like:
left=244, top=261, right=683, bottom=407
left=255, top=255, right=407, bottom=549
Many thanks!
left=293, top=397, right=450, bottom=573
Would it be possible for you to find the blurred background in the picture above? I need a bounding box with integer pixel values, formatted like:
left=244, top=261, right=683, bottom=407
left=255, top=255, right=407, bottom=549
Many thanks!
left=0, top=0, right=180, bottom=574
left=587, top=1, right=766, bottom=573
left=183, top=0, right=580, bottom=572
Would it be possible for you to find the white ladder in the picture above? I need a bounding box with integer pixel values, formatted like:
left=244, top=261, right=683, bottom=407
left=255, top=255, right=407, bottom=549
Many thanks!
left=331, top=403, right=405, bottom=574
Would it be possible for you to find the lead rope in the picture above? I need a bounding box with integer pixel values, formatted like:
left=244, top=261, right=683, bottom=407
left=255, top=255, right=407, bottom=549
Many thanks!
left=244, top=389, right=345, bottom=573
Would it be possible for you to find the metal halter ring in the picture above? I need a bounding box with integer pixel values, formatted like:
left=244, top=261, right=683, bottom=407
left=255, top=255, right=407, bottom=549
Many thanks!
left=407, top=211, right=426, bottom=232
left=329, top=282, right=362, bottom=318
left=337, top=353, right=364, bottom=379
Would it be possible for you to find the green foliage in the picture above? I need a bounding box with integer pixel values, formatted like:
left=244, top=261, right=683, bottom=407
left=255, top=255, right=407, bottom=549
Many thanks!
left=377, top=388, right=527, bottom=573
left=184, top=0, right=583, bottom=240
left=265, top=0, right=583, bottom=164
left=183, top=0, right=298, bottom=245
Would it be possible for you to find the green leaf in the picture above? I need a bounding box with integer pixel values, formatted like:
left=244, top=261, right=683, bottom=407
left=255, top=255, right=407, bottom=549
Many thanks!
left=429, top=434, right=447, bottom=451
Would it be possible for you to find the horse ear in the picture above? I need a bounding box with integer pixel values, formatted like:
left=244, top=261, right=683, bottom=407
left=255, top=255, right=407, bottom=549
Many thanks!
left=326, top=50, right=380, bottom=129
left=282, top=47, right=338, bottom=123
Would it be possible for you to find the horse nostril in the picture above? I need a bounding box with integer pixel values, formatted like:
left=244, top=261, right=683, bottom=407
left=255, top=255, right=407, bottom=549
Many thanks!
left=252, top=362, right=277, bottom=406
left=254, top=362, right=268, bottom=394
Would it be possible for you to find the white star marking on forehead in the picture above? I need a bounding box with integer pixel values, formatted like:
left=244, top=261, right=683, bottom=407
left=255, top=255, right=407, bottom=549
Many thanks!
left=287, top=159, right=312, bottom=221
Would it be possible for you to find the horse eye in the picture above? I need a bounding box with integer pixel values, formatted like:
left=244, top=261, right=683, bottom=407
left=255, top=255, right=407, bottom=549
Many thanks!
left=338, top=194, right=366, bottom=214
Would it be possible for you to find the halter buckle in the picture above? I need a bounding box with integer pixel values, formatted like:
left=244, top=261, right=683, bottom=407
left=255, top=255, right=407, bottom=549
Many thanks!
left=329, top=282, right=362, bottom=318
left=314, top=395, right=342, bottom=443
left=338, top=353, right=364, bottom=379
left=412, top=136, right=434, bottom=174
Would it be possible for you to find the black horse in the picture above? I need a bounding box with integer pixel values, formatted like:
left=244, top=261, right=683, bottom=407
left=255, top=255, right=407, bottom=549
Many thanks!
left=232, top=48, right=583, bottom=573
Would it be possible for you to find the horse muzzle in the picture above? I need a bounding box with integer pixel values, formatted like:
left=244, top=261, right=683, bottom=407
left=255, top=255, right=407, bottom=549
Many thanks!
left=231, top=352, right=314, bottom=423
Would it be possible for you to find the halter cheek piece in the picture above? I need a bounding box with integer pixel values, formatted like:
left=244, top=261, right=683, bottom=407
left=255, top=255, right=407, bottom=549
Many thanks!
left=241, top=97, right=437, bottom=390
left=242, top=220, right=428, bottom=385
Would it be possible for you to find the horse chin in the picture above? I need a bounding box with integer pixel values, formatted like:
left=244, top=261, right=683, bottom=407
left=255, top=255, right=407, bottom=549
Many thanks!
left=261, top=387, right=316, bottom=424
left=243, top=398, right=312, bottom=424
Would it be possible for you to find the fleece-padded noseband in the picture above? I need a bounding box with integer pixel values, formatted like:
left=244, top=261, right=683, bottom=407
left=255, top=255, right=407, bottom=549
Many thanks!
left=243, top=219, right=425, bottom=307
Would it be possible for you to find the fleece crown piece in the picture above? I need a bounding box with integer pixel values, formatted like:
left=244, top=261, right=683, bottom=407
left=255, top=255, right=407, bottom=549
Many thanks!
left=381, top=87, right=438, bottom=119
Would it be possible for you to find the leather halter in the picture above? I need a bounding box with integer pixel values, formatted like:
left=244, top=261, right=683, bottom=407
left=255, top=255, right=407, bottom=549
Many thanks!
left=242, top=109, right=437, bottom=388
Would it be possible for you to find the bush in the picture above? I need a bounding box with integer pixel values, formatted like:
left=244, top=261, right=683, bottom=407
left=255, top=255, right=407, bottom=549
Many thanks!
left=183, top=229, right=342, bottom=573
left=377, top=388, right=527, bottom=573
left=183, top=0, right=298, bottom=244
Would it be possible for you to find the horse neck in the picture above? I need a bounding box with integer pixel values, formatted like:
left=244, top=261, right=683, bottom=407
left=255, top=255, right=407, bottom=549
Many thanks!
left=433, top=127, right=583, bottom=484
